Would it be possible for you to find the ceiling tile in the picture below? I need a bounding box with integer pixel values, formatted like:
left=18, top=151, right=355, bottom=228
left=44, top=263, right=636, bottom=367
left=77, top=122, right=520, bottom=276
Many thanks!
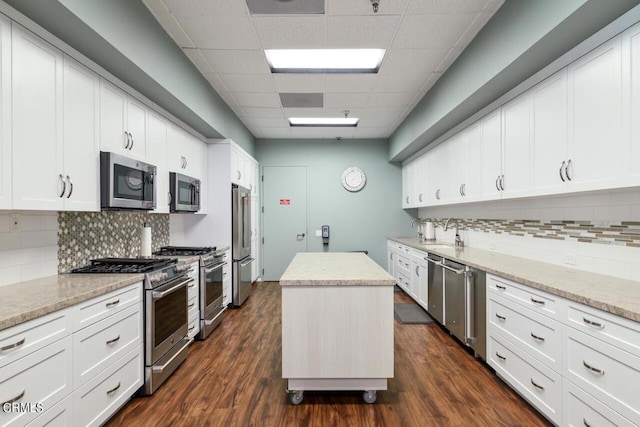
left=144, top=0, right=196, bottom=48
left=243, top=107, right=285, bottom=119
left=162, top=0, right=248, bottom=17
left=272, top=74, right=326, bottom=93
left=454, top=12, right=493, bottom=49
left=325, top=74, right=378, bottom=93
left=375, top=73, right=429, bottom=92
left=393, top=14, right=476, bottom=49
left=218, top=73, right=275, bottom=93
left=406, top=0, right=490, bottom=14
left=290, top=127, right=354, bottom=139
left=436, top=48, right=462, bottom=73
left=282, top=107, right=348, bottom=117
left=247, top=117, right=289, bottom=128
left=252, top=16, right=326, bottom=49
left=368, top=92, right=416, bottom=108
left=232, top=92, right=281, bottom=108
left=183, top=48, right=214, bottom=74
left=359, top=107, right=407, bottom=128
left=200, top=49, right=269, bottom=74
left=230, top=105, right=248, bottom=118
left=326, top=15, right=400, bottom=49
left=327, top=0, right=410, bottom=16
left=324, top=93, right=370, bottom=108
left=171, top=14, right=259, bottom=49
left=380, top=48, right=448, bottom=75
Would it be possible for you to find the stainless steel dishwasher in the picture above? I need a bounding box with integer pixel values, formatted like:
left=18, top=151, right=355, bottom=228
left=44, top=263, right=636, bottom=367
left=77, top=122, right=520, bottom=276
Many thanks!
left=426, top=255, right=486, bottom=360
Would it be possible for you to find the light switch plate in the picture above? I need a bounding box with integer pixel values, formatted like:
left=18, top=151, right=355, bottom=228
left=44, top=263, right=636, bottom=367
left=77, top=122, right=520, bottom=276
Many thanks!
left=315, top=230, right=321, bottom=237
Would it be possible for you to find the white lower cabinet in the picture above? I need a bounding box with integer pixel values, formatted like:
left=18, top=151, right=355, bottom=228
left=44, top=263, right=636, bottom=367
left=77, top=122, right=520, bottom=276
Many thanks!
left=563, top=379, right=636, bottom=427
left=26, top=395, right=73, bottom=427
left=187, top=261, right=200, bottom=338
left=222, top=249, right=231, bottom=307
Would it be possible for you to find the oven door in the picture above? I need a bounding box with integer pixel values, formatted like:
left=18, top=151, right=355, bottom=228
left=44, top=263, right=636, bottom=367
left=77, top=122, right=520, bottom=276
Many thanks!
left=145, top=275, right=190, bottom=365
left=101, top=151, right=157, bottom=210
left=201, top=261, right=225, bottom=319
left=170, top=172, right=200, bottom=213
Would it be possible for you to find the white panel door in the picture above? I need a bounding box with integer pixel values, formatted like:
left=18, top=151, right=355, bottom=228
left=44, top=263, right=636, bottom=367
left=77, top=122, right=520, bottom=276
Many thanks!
left=479, top=109, right=502, bottom=200
left=445, top=132, right=465, bottom=203
left=426, top=145, right=442, bottom=205
left=12, top=24, right=64, bottom=210
left=125, top=97, right=147, bottom=159
left=413, top=153, right=428, bottom=206
left=568, top=37, right=623, bottom=192
left=147, top=112, right=168, bottom=213
left=62, top=57, right=100, bottom=211
left=166, top=124, right=185, bottom=172
left=501, top=93, right=532, bottom=199
left=530, top=70, right=569, bottom=196
left=402, top=161, right=412, bottom=208
left=627, top=23, right=640, bottom=184
left=0, top=15, right=10, bottom=210
left=99, top=79, right=127, bottom=154
left=463, top=122, right=482, bottom=202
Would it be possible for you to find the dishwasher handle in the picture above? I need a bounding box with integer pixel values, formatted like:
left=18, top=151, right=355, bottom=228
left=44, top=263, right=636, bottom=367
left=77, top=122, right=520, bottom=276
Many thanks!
left=441, top=261, right=465, bottom=275
left=465, top=268, right=476, bottom=345
left=425, top=256, right=442, bottom=264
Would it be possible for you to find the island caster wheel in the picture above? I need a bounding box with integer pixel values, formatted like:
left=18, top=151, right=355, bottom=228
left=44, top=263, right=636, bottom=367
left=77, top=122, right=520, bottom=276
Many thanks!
left=363, top=390, right=377, bottom=404
left=289, top=390, right=304, bottom=405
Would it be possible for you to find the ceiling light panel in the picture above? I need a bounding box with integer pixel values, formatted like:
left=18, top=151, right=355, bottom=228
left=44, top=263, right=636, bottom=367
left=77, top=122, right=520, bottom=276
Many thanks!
left=246, top=0, right=325, bottom=15
left=279, top=93, right=324, bottom=108
left=289, top=117, right=359, bottom=127
left=266, top=49, right=386, bottom=73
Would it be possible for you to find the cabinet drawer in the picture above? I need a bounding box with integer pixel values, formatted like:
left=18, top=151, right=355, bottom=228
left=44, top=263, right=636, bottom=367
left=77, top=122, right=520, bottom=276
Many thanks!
left=566, top=301, right=640, bottom=357
left=187, top=311, right=199, bottom=340
left=563, top=379, right=635, bottom=427
left=73, top=304, right=142, bottom=387
left=187, top=294, right=199, bottom=319
left=0, top=308, right=71, bottom=369
left=563, top=326, right=640, bottom=424
left=396, top=271, right=411, bottom=293
left=488, top=334, right=561, bottom=425
left=26, top=394, right=73, bottom=427
left=187, top=277, right=198, bottom=301
left=0, top=336, right=73, bottom=427
left=395, top=253, right=411, bottom=275
left=74, top=282, right=142, bottom=330
left=488, top=294, right=561, bottom=372
left=487, top=274, right=560, bottom=318
left=74, top=345, right=143, bottom=427
left=188, top=262, right=199, bottom=280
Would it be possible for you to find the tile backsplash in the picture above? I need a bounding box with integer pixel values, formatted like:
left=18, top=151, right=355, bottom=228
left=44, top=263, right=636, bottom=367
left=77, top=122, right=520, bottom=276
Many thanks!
left=58, top=211, right=169, bottom=273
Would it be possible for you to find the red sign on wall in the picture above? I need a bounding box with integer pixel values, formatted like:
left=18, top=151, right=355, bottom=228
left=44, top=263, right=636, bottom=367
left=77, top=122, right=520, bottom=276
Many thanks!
left=280, top=199, right=291, bottom=205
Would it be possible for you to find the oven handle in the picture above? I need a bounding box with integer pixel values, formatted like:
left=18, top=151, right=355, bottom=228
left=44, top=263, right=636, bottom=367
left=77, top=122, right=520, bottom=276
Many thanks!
left=204, top=262, right=226, bottom=275
left=152, top=277, right=192, bottom=299
left=240, top=257, right=255, bottom=267
left=151, top=338, right=194, bottom=373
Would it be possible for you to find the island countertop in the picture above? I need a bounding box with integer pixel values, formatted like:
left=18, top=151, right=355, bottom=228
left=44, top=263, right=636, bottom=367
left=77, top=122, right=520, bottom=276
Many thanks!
left=280, top=252, right=395, bottom=286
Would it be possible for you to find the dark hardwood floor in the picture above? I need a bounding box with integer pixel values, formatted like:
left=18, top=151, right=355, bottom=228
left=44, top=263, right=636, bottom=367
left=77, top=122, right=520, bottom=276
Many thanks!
left=106, top=282, right=551, bottom=427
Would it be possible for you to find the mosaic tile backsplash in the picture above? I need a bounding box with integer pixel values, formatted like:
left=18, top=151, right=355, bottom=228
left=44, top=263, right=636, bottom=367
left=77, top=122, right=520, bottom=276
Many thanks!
left=58, top=212, right=170, bottom=273
left=425, top=219, right=640, bottom=248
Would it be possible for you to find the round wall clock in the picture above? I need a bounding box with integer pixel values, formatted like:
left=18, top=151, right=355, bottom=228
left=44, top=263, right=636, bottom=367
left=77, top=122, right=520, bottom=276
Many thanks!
left=341, top=167, right=367, bottom=192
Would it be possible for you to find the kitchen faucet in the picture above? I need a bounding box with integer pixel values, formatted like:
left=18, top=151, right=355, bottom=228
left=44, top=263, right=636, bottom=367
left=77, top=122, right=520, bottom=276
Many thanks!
left=411, top=218, right=425, bottom=242
left=444, top=218, right=464, bottom=247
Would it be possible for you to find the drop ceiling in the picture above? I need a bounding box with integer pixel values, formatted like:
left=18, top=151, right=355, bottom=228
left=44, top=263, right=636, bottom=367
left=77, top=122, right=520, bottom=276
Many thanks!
left=142, top=0, right=504, bottom=140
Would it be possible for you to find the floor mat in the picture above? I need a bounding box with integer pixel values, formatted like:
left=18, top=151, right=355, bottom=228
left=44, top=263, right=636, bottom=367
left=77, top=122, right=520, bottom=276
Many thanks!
left=394, top=303, right=434, bottom=324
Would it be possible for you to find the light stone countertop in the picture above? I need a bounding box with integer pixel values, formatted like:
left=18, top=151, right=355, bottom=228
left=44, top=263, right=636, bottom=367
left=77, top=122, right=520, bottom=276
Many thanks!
left=280, top=252, right=395, bottom=286
left=389, top=237, right=640, bottom=322
left=0, top=273, right=144, bottom=331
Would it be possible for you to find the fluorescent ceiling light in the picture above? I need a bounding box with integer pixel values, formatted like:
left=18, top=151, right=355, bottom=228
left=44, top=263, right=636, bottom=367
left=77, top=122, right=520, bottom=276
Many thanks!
left=288, top=117, right=359, bottom=127
left=265, top=49, right=385, bottom=73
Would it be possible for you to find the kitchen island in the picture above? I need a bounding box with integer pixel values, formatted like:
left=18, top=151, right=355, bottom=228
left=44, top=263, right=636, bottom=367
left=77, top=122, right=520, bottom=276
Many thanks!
left=280, top=252, right=395, bottom=404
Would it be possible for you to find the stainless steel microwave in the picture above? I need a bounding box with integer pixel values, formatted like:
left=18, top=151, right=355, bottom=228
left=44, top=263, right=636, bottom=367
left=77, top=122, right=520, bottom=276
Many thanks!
left=100, top=151, right=156, bottom=210
left=169, top=172, right=200, bottom=213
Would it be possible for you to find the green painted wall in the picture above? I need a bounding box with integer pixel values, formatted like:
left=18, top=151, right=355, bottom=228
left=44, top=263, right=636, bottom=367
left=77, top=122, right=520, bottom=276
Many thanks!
left=256, top=139, right=415, bottom=269
left=389, top=0, right=639, bottom=162
left=4, top=0, right=255, bottom=155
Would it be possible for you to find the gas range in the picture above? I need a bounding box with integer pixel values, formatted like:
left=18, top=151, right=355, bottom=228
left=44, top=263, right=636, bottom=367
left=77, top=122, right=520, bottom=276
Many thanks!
left=153, top=246, right=221, bottom=266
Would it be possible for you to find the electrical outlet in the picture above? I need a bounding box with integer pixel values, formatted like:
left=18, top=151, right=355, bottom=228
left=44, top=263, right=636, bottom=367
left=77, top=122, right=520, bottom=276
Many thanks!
left=315, top=230, right=321, bottom=237
left=10, top=214, right=20, bottom=232
left=565, top=253, right=576, bottom=266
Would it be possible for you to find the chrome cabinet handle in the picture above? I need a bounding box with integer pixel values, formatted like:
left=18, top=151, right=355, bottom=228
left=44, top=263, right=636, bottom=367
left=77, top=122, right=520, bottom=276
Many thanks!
left=66, top=175, right=73, bottom=198
left=495, top=313, right=506, bottom=321
left=106, top=299, right=120, bottom=308
left=297, top=233, right=306, bottom=239
left=415, top=265, right=419, bottom=276
left=129, top=132, right=134, bottom=150
left=459, top=184, right=463, bottom=196
left=583, top=418, right=592, bottom=427
left=530, top=332, right=545, bottom=342
left=390, top=253, right=394, bottom=260
left=188, top=303, right=195, bottom=309
left=436, top=189, right=440, bottom=200
left=418, top=193, right=423, bottom=202
left=583, top=317, right=604, bottom=329
left=462, top=183, right=466, bottom=196
left=559, top=160, right=566, bottom=182
left=237, top=170, right=242, bottom=180
left=566, top=159, right=572, bottom=181
left=2, top=390, right=25, bottom=405
left=530, top=379, right=545, bottom=390
left=583, top=360, right=604, bottom=375
left=405, top=196, right=409, bottom=204
left=495, top=284, right=506, bottom=290
left=185, top=157, right=187, bottom=168
left=1, top=337, right=25, bottom=352
left=106, top=382, right=121, bottom=395
left=58, top=174, right=66, bottom=198
left=495, top=175, right=500, bottom=191
left=106, top=335, right=120, bottom=345
left=499, top=175, right=505, bottom=191
left=495, top=352, right=506, bottom=361
left=124, top=131, right=130, bottom=149
left=188, top=325, right=195, bottom=332
left=530, top=297, right=545, bottom=305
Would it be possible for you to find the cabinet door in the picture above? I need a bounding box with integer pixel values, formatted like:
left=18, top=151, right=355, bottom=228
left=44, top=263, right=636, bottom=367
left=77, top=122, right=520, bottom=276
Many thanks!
left=427, top=144, right=443, bottom=204
left=501, top=94, right=532, bottom=199
left=12, top=24, right=64, bottom=210
left=99, top=79, right=127, bottom=154
left=568, top=37, right=623, bottom=192
left=530, top=70, right=569, bottom=196
left=62, top=57, right=100, bottom=211
left=402, top=161, right=412, bottom=208
left=463, top=122, right=482, bottom=201
left=166, top=124, right=184, bottom=172
left=0, top=15, right=10, bottom=210
left=147, top=112, right=168, bottom=213
left=416, top=259, right=428, bottom=309
left=479, top=109, right=502, bottom=200
left=627, top=23, right=640, bottom=184
left=231, top=147, right=246, bottom=186
left=125, top=98, right=147, bottom=159
left=445, top=133, right=465, bottom=203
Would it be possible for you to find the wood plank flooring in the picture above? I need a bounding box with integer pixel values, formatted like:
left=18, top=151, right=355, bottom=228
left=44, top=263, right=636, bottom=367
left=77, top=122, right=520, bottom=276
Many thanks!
left=106, top=282, right=551, bottom=427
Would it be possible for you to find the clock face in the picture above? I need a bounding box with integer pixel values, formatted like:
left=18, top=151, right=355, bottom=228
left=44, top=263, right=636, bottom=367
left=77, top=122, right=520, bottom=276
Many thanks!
left=341, top=167, right=366, bottom=192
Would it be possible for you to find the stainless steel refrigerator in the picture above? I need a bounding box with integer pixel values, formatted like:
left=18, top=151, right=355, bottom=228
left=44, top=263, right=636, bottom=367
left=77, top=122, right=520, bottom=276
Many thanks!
left=232, top=184, right=254, bottom=306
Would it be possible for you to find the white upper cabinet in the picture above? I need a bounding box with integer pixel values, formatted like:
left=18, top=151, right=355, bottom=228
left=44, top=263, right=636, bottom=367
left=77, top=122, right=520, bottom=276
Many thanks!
left=479, top=109, right=503, bottom=200
left=60, top=57, right=100, bottom=211
left=12, top=24, right=64, bottom=210
left=166, top=125, right=204, bottom=178
left=567, top=36, right=623, bottom=192
left=624, top=22, right=640, bottom=185
left=463, top=122, right=482, bottom=202
left=501, top=94, right=532, bottom=199
left=0, top=15, right=10, bottom=210
left=99, top=79, right=147, bottom=159
left=530, top=70, right=570, bottom=196
left=230, top=145, right=247, bottom=187
left=147, top=112, right=168, bottom=213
